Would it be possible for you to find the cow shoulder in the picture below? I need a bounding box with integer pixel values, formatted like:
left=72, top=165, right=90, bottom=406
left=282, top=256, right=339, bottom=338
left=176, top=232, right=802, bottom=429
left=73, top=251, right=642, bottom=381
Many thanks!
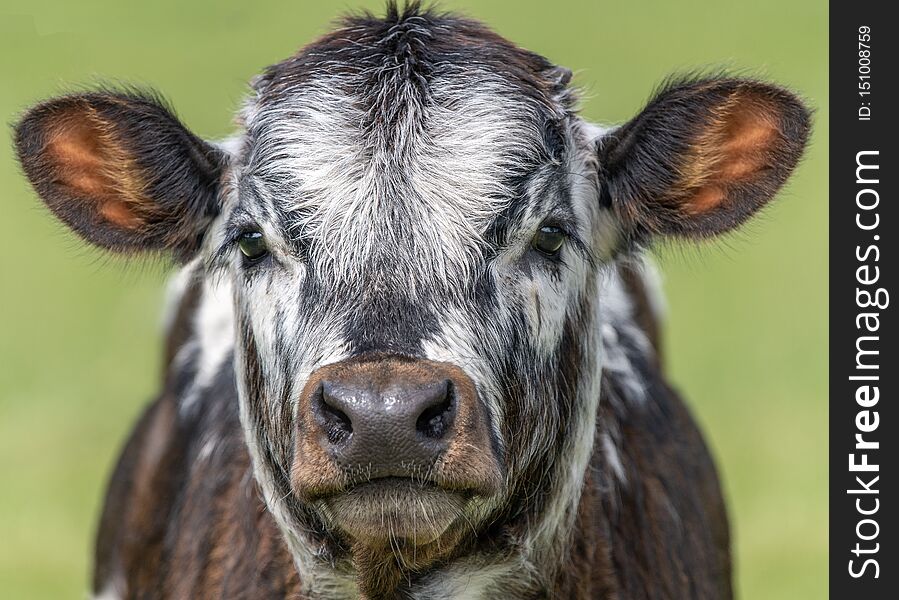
left=591, top=369, right=732, bottom=599
left=93, top=378, right=300, bottom=598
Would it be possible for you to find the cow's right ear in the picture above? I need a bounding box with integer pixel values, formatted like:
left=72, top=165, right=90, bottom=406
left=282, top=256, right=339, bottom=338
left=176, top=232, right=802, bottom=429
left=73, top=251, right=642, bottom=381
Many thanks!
left=14, top=91, right=226, bottom=257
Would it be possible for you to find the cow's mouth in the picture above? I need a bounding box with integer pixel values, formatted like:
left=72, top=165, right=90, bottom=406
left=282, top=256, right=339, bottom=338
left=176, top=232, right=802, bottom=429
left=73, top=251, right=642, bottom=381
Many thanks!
left=322, top=477, right=469, bottom=545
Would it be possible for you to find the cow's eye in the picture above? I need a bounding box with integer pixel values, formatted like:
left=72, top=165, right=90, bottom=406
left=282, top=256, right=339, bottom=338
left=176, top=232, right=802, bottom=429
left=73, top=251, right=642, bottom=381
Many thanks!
left=532, top=225, right=566, bottom=256
left=238, top=231, right=269, bottom=263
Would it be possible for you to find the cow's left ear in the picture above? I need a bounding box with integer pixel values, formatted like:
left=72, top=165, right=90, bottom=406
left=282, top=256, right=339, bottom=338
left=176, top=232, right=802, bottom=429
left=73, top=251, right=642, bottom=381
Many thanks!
left=14, top=91, right=227, bottom=258
left=597, top=77, right=811, bottom=239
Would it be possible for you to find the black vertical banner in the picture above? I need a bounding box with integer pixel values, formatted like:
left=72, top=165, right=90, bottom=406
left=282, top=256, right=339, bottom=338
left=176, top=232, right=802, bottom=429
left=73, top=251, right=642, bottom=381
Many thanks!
left=830, top=2, right=897, bottom=598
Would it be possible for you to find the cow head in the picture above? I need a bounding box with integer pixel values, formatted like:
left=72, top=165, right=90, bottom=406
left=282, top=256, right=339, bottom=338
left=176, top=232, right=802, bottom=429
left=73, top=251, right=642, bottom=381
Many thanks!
left=15, top=3, right=809, bottom=594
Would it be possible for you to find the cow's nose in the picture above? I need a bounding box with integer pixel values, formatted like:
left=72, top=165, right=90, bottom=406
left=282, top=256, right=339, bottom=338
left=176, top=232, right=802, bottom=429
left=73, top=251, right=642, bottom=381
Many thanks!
left=313, top=377, right=456, bottom=471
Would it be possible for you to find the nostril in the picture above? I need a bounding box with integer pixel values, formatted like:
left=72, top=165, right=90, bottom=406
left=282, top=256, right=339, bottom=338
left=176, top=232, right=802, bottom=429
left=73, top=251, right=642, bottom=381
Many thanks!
left=415, top=381, right=455, bottom=440
left=321, top=402, right=353, bottom=445
left=317, top=385, right=353, bottom=445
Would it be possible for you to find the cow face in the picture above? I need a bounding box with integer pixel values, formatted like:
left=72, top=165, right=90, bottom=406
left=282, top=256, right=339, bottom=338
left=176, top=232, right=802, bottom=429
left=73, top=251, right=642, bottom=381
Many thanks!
left=15, top=5, right=809, bottom=587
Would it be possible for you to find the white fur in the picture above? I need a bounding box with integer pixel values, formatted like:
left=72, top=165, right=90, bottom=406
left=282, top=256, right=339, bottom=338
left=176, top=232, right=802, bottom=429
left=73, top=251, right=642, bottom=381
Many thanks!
left=92, top=578, right=124, bottom=600
left=599, top=267, right=652, bottom=405
left=411, top=557, right=530, bottom=599
left=602, top=431, right=626, bottom=483
left=159, top=257, right=200, bottom=335
left=178, top=277, right=235, bottom=415
left=640, top=257, right=667, bottom=323
left=245, top=74, right=553, bottom=293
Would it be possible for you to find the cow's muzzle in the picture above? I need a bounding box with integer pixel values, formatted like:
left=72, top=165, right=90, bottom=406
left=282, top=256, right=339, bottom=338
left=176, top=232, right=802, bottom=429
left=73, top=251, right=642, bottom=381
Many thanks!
left=291, top=355, right=502, bottom=544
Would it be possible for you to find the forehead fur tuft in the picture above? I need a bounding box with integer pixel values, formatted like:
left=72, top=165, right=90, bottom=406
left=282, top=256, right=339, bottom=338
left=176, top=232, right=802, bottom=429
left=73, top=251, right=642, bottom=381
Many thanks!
left=251, top=2, right=576, bottom=115
left=232, top=2, right=582, bottom=290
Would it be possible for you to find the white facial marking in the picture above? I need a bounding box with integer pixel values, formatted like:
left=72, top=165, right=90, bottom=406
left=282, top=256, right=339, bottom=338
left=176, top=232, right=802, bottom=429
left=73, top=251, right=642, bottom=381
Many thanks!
left=246, top=75, right=551, bottom=295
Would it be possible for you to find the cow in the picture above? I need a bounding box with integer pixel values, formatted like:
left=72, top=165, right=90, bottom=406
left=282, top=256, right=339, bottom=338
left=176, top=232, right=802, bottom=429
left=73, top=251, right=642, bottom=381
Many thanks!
left=14, top=3, right=810, bottom=599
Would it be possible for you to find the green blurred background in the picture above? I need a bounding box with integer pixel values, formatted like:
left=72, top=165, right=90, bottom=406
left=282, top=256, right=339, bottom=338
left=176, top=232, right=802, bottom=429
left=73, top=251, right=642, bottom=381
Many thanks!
left=0, top=0, right=826, bottom=597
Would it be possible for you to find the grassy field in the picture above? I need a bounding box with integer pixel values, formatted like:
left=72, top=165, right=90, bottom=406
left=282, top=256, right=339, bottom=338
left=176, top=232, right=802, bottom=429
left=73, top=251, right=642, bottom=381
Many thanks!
left=0, top=0, right=827, bottom=597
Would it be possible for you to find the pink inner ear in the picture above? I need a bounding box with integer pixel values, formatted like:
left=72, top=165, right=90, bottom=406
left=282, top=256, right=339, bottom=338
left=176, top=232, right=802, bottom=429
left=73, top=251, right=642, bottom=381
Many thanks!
left=45, top=111, right=146, bottom=230
left=684, top=95, right=780, bottom=216
left=687, top=186, right=726, bottom=214
left=719, top=106, right=778, bottom=179
left=99, top=199, right=143, bottom=228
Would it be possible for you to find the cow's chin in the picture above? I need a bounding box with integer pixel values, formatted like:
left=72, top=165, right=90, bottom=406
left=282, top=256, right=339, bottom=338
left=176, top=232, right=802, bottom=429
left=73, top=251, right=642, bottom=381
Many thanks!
left=324, top=478, right=466, bottom=546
